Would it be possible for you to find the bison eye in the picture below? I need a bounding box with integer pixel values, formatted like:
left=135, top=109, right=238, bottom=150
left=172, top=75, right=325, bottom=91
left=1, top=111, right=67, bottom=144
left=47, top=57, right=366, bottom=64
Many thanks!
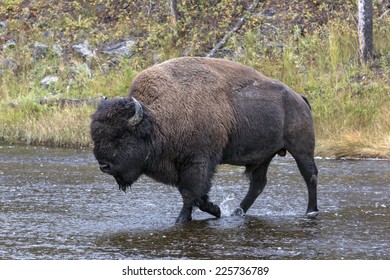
left=99, top=163, right=111, bottom=173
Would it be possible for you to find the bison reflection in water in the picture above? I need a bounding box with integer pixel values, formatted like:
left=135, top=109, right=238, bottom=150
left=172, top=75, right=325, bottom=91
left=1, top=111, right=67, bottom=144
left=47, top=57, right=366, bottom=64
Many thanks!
left=90, top=57, right=318, bottom=223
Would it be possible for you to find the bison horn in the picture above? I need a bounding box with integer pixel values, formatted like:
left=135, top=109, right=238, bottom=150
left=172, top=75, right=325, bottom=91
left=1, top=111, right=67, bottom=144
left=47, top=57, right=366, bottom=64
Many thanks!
left=128, top=97, right=143, bottom=126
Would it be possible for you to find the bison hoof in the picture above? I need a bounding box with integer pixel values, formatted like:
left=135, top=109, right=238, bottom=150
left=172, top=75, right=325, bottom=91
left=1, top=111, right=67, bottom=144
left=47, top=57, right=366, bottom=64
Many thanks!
left=306, top=210, right=319, bottom=218
left=175, top=215, right=192, bottom=224
left=232, top=207, right=245, bottom=217
left=211, top=205, right=221, bottom=218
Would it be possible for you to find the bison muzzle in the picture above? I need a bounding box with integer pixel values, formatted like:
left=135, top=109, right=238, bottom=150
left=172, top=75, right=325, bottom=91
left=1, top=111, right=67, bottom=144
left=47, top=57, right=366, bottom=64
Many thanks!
left=90, top=57, right=319, bottom=223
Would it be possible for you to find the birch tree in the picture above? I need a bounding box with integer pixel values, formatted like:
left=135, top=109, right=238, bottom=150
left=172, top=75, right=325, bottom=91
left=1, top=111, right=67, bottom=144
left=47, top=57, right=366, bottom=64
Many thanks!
left=358, top=0, right=373, bottom=64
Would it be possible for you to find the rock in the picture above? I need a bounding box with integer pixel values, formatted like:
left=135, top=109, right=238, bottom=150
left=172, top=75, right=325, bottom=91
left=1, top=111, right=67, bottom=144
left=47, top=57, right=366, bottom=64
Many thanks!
left=53, top=44, right=63, bottom=56
left=101, top=39, right=136, bottom=57
left=3, top=39, right=16, bottom=49
left=42, top=29, right=55, bottom=38
left=0, top=21, right=8, bottom=29
left=262, top=9, right=276, bottom=18
left=73, top=41, right=95, bottom=58
left=29, top=43, right=49, bottom=60
left=2, top=58, right=17, bottom=70
left=96, top=3, right=107, bottom=15
left=258, top=23, right=279, bottom=38
left=41, top=76, right=59, bottom=88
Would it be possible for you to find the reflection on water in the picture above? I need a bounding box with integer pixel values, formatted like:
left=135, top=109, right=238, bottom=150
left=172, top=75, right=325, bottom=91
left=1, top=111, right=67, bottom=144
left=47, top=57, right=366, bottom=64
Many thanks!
left=0, top=145, right=389, bottom=259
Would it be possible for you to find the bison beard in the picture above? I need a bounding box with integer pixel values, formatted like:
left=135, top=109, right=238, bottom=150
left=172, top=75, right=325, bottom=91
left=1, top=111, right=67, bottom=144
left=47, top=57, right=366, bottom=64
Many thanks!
left=114, top=176, right=130, bottom=192
left=90, top=57, right=319, bottom=223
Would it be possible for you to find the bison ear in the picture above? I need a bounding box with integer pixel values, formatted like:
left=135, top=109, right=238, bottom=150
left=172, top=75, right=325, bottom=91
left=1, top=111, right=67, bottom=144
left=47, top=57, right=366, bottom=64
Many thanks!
left=128, top=97, right=143, bottom=126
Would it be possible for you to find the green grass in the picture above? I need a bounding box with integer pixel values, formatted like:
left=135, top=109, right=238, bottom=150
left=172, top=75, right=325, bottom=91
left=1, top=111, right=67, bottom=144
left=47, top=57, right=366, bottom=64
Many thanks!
left=0, top=2, right=389, bottom=158
left=0, top=41, right=138, bottom=147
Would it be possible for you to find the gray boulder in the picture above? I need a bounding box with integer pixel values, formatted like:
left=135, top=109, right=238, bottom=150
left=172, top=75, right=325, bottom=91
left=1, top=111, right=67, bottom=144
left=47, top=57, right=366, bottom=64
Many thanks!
left=73, top=41, right=95, bottom=58
left=29, top=43, right=49, bottom=60
left=53, top=44, right=63, bottom=56
left=0, top=21, right=8, bottom=29
left=2, top=58, right=17, bottom=70
left=41, top=75, right=59, bottom=88
left=101, top=40, right=136, bottom=57
left=3, top=39, right=16, bottom=49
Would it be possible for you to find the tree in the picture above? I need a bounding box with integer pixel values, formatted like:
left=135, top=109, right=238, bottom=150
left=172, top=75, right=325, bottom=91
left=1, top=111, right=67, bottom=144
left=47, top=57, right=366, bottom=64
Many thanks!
left=358, top=0, right=373, bottom=64
left=170, top=0, right=179, bottom=24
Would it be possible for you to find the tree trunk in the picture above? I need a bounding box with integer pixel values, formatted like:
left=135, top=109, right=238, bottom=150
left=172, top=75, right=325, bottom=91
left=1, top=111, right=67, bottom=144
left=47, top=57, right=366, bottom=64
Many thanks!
left=358, top=0, right=374, bottom=64
left=170, top=0, right=179, bottom=24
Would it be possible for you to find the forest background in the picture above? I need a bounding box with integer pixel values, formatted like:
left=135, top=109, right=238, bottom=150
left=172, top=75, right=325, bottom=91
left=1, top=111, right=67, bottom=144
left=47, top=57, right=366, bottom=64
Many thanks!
left=0, top=0, right=389, bottom=158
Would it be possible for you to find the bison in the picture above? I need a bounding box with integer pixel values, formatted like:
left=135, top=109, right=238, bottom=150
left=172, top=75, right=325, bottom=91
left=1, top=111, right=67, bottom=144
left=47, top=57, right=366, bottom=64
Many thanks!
left=90, top=57, right=318, bottom=223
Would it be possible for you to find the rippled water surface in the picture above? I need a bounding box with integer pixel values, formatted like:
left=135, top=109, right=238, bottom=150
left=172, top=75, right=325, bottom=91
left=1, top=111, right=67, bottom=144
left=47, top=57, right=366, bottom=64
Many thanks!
left=0, top=145, right=389, bottom=259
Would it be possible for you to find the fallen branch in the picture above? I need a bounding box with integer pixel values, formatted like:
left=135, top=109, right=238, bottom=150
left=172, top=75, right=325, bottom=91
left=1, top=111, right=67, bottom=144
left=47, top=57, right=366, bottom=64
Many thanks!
left=379, top=9, right=389, bottom=21
left=206, top=0, right=261, bottom=57
left=38, top=97, right=106, bottom=107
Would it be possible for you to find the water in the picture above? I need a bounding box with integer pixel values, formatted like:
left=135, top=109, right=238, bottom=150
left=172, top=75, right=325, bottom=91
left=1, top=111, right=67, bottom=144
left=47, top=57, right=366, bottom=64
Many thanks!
left=0, top=145, right=389, bottom=259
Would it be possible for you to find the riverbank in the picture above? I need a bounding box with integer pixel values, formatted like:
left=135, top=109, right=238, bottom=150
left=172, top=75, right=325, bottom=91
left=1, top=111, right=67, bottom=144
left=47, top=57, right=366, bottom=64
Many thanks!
left=1, top=1, right=389, bottom=158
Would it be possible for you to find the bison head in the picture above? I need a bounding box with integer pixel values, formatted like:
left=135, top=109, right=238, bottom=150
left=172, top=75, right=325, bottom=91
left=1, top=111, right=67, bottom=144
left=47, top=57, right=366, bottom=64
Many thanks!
left=90, top=97, right=151, bottom=191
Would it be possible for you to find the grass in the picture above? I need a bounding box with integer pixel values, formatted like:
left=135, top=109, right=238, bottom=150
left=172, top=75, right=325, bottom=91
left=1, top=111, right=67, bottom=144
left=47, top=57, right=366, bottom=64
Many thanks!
left=1, top=103, right=94, bottom=147
left=0, top=43, right=138, bottom=147
left=0, top=1, right=389, bottom=158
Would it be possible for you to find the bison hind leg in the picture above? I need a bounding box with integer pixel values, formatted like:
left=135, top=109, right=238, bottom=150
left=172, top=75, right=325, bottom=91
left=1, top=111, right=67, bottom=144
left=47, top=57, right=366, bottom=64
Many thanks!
left=288, top=148, right=319, bottom=216
left=232, top=207, right=245, bottom=216
left=238, top=157, right=274, bottom=214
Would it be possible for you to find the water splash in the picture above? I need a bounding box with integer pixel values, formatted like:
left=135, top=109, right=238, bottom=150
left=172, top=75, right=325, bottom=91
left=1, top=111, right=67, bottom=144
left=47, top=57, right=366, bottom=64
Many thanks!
left=219, top=194, right=241, bottom=217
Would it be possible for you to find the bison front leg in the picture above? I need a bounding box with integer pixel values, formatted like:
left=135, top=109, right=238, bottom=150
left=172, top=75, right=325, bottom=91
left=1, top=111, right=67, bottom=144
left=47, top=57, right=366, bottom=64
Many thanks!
left=176, top=192, right=221, bottom=224
left=195, top=195, right=221, bottom=218
left=176, top=162, right=220, bottom=223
